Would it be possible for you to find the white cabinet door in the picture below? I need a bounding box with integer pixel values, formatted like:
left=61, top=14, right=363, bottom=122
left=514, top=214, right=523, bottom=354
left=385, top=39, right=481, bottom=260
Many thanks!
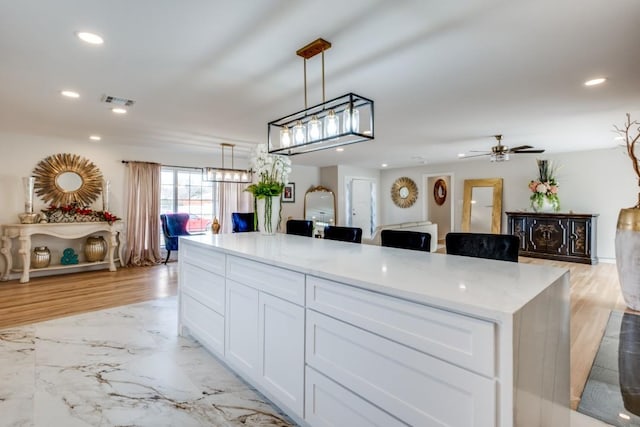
left=225, top=280, right=259, bottom=378
left=258, top=292, right=305, bottom=418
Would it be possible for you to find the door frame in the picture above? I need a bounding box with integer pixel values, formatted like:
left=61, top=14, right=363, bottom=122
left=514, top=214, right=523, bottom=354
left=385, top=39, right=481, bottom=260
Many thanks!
left=344, top=176, right=377, bottom=238
left=422, top=172, right=455, bottom=235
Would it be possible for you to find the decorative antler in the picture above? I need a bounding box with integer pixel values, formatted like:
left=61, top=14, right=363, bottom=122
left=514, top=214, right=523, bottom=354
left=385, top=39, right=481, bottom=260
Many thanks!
left=614, top=113, right=640, bottom=208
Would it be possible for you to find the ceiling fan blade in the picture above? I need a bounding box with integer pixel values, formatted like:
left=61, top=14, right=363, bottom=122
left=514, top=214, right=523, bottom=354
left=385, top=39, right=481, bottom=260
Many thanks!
left=460, top=153, right=491, bottom=158
left=513, top=149, right=545, bottom=154
left=507, top=145, right=533, bottom=151
left=469, top=150, right=491, bottom=153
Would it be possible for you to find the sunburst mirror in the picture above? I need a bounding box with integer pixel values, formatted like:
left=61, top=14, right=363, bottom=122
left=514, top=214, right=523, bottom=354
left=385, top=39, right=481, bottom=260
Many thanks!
left=391, top=177, right=418, bottom=208
left=33, top=153, right=104, bottom=206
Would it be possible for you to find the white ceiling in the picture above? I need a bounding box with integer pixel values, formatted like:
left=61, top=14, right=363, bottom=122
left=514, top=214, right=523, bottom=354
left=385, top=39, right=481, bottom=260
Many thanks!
left=0, top=0, right=638, bottom=169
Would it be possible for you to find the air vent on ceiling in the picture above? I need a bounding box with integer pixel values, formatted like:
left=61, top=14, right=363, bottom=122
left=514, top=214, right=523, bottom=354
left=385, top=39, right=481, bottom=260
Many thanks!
left=101, top=94, right=135, bottom=107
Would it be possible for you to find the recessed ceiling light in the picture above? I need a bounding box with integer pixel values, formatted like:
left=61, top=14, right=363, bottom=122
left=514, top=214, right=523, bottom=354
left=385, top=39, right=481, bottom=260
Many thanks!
left=458, top=153, right=466, bottom=158
left=381, top=163, right=388, bottom=168
left=336, top=147, right=344, bottom=152
left=76, top=31, right=104, bottom=45
left=584, top=77, right=606, bottom=86
left=89, top=135, right=101, bottom=141
left=614, top=136, right=625, bottom=141
left=619, top=413, right=631, bottom=420
left=112, top=107, right=127, bottom=114
left=61, top=90, right=80, bottom=98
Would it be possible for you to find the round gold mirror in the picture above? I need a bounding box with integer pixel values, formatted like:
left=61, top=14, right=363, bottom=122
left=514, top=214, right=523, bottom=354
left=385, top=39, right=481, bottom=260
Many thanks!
left=391, top=177, right=418, bottom=208
left=33, top=153, right=103, bottom=206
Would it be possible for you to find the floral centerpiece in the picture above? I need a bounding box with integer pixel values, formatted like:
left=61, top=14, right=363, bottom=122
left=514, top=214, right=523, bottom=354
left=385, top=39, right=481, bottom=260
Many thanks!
left=245, top=144, right=292, bottom=234
left=528, top=159, right=560, bottom=212
left=42, top=203, right=120, bottom=224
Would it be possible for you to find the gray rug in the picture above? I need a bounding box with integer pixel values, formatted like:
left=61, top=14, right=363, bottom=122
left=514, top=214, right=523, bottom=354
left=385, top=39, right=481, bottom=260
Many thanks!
left=578, top=311, right=640, bottom=426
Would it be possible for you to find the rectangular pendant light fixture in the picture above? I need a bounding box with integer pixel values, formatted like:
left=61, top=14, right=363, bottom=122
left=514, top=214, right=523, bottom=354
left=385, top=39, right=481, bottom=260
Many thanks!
left=202, top=143, right=252, bottom=183
left=267, top=38, right=374, bottom=156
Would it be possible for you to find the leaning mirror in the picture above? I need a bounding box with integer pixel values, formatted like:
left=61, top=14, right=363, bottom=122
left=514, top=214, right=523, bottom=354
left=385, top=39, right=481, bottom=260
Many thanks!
left=33, top=153, right=104, bottom=206
left=461, top=178, right=503, bottom=234
left=304, top=186, right=336, bottom=237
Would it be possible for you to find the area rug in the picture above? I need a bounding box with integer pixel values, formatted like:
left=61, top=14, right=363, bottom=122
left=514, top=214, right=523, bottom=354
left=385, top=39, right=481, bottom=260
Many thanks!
left=0, top=297, right=294, bottom=427
left=578, top=310, right=640, bottom=426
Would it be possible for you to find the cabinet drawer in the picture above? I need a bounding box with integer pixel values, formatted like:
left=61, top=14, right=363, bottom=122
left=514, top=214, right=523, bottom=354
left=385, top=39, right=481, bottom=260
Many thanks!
left=227, top=256, right=304, bottom=305
left=306, top=310, right=496, bottom=427
left=307, top=276, right=495, bottom=377
left=305, top=367, right=407, bottom=427
left=182, top=242, right=226, bottom=275
left=181, top=294, right=224, bottom=357
left=182, top=263, right=225, bottom=315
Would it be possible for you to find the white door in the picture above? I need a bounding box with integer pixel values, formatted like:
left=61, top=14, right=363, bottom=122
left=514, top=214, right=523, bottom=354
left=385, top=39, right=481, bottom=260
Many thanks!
left=349, top=179, right=374, bottom=238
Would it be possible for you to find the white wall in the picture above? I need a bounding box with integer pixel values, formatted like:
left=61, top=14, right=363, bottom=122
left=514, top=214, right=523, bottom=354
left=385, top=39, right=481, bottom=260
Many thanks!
left=0, top=132, right=320, bottom=275
left=380, top=148, right=637, bottom=261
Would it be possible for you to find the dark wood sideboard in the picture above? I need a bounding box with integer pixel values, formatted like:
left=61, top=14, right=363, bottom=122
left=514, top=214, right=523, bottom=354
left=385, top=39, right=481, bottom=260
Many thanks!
left=506, top=212, right=598, bottom=264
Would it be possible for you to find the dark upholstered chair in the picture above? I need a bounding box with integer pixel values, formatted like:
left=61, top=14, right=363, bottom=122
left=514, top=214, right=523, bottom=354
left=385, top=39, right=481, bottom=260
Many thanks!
left=324, top=226, right=363, bottom=244
left=286, top=219, right=313, bottom=237
left=232, top=212, right=255, bottom=233
left=445, top=232, right=520, bottom=262
left=160, top=213, right=191, bottom=264
left=381, top=230, right=431, bottom=252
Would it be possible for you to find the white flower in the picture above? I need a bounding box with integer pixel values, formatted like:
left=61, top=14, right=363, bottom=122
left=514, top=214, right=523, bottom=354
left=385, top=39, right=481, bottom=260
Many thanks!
left=536, top=183, right=547, bottom=193
left=248, top=143, right=291, bottom=186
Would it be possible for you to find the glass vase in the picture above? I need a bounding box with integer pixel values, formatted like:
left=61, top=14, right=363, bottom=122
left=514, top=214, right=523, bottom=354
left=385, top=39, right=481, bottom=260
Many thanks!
left=256, top=196, right=281, bottom=235
left=22, top=176, right=35, bottom=213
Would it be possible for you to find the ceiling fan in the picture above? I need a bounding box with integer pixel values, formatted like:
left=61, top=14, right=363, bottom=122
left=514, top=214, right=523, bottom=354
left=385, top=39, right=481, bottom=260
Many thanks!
left=462, top=135, right=545, bottom=161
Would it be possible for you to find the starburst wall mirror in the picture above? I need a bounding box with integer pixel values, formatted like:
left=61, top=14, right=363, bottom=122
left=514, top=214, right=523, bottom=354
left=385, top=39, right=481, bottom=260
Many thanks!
left=32, top=153, right=104, bottom=206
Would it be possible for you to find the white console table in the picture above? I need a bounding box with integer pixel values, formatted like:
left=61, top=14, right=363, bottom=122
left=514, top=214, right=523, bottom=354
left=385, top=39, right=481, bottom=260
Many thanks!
left=178, top=233, right=570, bottom=427
left=1, top=221, right=124, bottom=283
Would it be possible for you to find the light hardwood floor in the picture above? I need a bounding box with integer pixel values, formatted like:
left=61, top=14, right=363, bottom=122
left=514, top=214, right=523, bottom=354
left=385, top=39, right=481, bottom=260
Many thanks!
left=0, top=257, right=627, bottom=410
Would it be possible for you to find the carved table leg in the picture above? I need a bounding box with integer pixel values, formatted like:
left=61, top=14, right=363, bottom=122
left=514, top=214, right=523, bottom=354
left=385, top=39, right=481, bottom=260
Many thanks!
left=0, top=234, right=12, bottom=281
left=107, top=229, right=117, bottom=272
left=18, top=235, right=31, bottom=283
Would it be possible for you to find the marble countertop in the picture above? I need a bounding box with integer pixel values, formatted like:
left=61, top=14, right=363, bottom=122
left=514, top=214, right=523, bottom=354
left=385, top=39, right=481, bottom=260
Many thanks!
left=181, top=233, right=568, bottom=320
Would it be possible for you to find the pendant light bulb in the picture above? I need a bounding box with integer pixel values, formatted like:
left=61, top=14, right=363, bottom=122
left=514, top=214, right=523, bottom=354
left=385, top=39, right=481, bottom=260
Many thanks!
left=308, top=115, right=322, bottom=141
left=280, top=126, right=291, bottom=148
left=324, top=110, right=339, bottom=137
left=343, top=107, right=360, bottom=133
left=293, top=120, right=306, bottom=145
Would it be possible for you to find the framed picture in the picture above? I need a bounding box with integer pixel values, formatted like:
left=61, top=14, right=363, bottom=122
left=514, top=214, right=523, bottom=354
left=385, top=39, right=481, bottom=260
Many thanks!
left=433, top=178, right=447, bottom=206
left=282, top=183, right=295, bottom=203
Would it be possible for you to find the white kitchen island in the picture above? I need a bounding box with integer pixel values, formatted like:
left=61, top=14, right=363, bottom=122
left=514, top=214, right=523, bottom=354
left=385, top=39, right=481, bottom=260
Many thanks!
left=178, top=232, right=570, bottom=427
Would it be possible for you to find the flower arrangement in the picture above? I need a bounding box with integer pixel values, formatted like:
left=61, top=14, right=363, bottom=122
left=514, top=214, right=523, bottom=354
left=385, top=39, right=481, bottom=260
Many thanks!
left=528, top=159, right=560, bottom=212
left=42, top=203, right=120, bottom=224
left=245, top=144, right=292, bottom=233
left=245, top=144, right=292, bottom=197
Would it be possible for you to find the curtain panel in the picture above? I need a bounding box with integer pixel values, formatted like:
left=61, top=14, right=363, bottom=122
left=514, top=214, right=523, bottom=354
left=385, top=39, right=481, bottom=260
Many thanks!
left=124, top=162, right=163, bottom=266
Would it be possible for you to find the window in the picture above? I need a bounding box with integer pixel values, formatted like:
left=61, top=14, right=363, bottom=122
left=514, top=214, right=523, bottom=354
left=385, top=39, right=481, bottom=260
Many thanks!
left=161, top=167, right=217, bottom=233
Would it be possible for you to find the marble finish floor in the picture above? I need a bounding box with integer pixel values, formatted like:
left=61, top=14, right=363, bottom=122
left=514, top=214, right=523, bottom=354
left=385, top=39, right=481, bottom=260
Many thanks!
left=0, top=297, right=294, bottom=427
left=579, top=311, right=640, bottom=426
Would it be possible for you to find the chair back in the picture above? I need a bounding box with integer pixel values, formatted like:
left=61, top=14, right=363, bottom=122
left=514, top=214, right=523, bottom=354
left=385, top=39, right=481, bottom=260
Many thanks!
left=286, top=219, right=313, bottom=237
left=232, top=212, right=255, bottom=233
left=324, top=226, right=363, bottom=244
left=381, top=230, right=431, bottom=252
left=160, top=213, right=191, bottom=251
left=445, top=232, right=519, bottom=262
